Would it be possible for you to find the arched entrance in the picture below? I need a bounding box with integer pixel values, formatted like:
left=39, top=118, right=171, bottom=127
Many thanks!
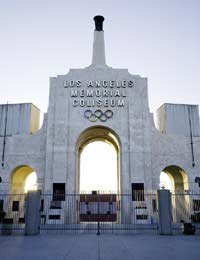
left=6, top=165, right=38, bottom=223
left=76, top=126, right=120, bottom=222
left=10, top=165, right=38, bottom=193
left=160, top=165, right=189, bottom=193
left=160, top=165, right=189, bottom=222
left=80, top=141, right=117, bottom=193
left=77, top=126, right=120, bottom=194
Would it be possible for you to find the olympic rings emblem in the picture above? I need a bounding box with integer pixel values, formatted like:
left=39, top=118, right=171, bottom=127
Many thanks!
left=84, top=109, right=113, bottom=122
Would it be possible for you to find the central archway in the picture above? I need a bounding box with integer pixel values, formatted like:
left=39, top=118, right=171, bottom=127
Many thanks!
left=76, top=126, right=120, bottom=194
left=76, top=126, right=120, bottom=222
left=80, top=140, right=117, bottom=193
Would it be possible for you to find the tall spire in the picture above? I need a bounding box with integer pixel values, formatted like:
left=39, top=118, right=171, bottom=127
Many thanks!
left=92, top=15, right=107, bottom=67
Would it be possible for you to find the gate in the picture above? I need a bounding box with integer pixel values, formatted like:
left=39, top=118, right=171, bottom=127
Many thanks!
left=80, top=193, right=117, bottom=222
left=0, top=193, right=26, bottom=235
left=171, top=191, right=200, bottom=234
left=40, top=192, right=159, bottom=234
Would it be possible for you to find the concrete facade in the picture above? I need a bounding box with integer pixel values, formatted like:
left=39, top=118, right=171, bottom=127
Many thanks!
left=0, top=16, right=200, bottom=200
left=156, top=103, right=200, bottom=137
left=0, top=103, right=40, bottom=136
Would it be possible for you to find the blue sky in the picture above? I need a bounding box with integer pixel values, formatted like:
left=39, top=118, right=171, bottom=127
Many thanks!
left=0, top=0, right=199, bottom=118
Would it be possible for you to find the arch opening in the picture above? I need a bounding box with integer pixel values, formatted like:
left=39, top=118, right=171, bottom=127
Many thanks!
left=77, top=126, right=120, bottom=194
left=80, top=140, right=117, bottom=193
left=159, top=165, right=189, bottom=222
left=6, top=165, right=38, bottom=224
left=76, top=126, right=120, bottom=223
left=10, top=165, right=38, bottom=193
left=159, top=165, right=189, bottom=193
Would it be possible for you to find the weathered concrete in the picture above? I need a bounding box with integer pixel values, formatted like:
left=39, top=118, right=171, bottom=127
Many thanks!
left=25, top=190, right=41, bottom=235
left=0, top=103, right=40, bottom=136
left=158, top=189, right=172, bottom=235
left=156, top=103, right=200, bottom=137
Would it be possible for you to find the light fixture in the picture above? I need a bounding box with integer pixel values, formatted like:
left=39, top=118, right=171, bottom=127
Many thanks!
left=195, top=177, right=200, bottom=187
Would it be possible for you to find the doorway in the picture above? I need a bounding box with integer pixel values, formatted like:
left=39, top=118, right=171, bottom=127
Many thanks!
left=76, top=126, right=120, bottom=222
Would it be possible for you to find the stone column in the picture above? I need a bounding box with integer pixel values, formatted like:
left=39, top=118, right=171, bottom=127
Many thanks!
left=157, top=189, right=172, bottom=235
left=92, top=16, right=107, bottom=67
left=25, top=190, right=41, bottom=235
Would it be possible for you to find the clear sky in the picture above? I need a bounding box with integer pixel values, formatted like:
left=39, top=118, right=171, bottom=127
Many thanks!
left=0, top=0, right=200, bottom=120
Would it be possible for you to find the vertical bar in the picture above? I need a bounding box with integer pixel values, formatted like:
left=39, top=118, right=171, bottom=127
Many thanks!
left=2, top=102, right=8, bottom=167
left=97, top=192, right=100, bottom=235
left=188, top=106, right=195, bottom=167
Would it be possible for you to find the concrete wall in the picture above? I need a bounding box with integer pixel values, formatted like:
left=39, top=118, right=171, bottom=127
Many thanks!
left=151, top=127, right=200, bottom=192
left=29, top=104, right=40, bottom=134
left=0, top=115, right=47, bottom=192
left=43, top=66, right=200, bottom=196
left=156, top=103, right=200, bottom=137
left=44, top=67, right=151, bottom=195
left=0, top=103, right=40, bottom=136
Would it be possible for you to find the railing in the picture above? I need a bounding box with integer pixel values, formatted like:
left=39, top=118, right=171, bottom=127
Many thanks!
left=171, top=192, right=200, bottom=234
left=0, top=193, right=26, bottom=235
left=0, top=190, right=199, bottom=236
left=40, top=192, right=159, bottom=234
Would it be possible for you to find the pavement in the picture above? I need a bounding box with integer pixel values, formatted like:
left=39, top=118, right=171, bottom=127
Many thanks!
left=0, top=234, right=200, bottom=260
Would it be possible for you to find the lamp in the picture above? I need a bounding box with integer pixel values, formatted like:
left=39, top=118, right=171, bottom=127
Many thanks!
left=195, top=177, right=200, bottom=187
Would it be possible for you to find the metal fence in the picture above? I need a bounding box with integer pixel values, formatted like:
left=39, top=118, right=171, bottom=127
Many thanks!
left=40, top=191, right=159, bottom=234
left=171, top=192, right=200, bottom=234
left=1, top=190, right=199, bottom=236
left=0, top=193, right=26, bottom=235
